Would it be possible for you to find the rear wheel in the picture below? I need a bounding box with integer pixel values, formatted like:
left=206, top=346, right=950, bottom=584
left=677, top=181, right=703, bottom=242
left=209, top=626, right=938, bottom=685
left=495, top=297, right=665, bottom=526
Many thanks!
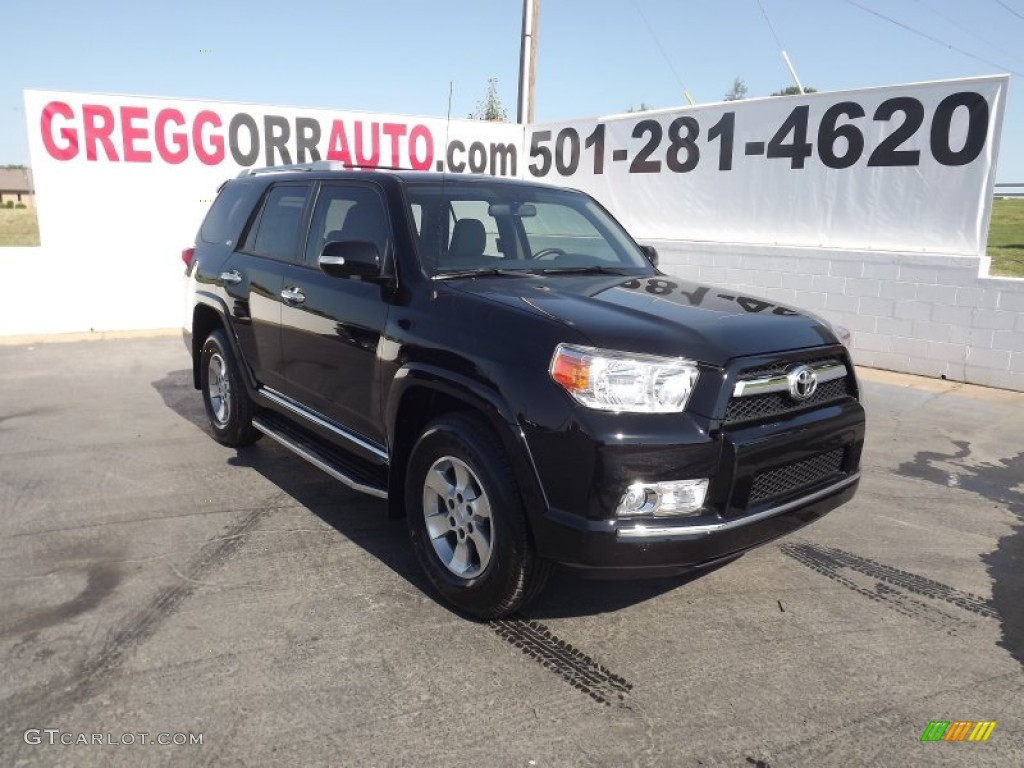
left=199, top=329, right=260, bottom=447
left=406, top=413, right=550, bottom=618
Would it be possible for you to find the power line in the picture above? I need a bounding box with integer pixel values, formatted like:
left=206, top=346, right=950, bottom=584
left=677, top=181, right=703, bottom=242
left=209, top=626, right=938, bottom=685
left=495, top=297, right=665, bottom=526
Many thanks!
left=843, top=0, right=1024, bottom=78
left=912, top=0, right=1024, bottom=67
left=755, top=0, right=786, bottom=51
left=629, top=0, right=688, bottom=97
left=994, top=0, right=1024, bottom=21
left=754, top=0, right=806, bottom=92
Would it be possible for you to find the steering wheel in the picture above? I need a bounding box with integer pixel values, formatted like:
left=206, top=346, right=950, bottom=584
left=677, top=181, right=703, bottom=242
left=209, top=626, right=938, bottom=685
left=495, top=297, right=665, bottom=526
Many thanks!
left=530, top=247, right=567, bottom=261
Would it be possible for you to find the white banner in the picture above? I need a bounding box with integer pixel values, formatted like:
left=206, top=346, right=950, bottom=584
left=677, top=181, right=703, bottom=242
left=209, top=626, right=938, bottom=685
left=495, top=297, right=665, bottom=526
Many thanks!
left=25, top=77, right=1006, bottom=260
left=24, top=90, right=523, bottom=252
left=526, top=76, right=1007, bottom=256
left=21, top=91, right=523, bottom=332
left=13, top=78, right=1007, bottom=334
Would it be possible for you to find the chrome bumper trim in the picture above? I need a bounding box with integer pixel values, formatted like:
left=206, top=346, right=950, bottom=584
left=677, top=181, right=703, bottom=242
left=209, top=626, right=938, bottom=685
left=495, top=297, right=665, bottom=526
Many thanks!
left=732, top=362, right=847, bottom=397
left=616, top=472, right=859, bottom=540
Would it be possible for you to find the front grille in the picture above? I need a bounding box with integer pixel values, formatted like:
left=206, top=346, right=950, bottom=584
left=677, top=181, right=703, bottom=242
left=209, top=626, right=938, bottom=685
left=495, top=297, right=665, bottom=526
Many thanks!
left=724, top=377, right=850, bottom=423
left=723, top=356, right=852, bottom=425
left=748, top=448, right=846, bottom=505
left=735, top=358, right=835, bottom=380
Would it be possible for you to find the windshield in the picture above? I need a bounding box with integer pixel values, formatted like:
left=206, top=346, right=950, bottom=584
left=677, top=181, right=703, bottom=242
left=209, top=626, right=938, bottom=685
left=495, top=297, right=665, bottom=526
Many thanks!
left=404, top=181, right=655, bottom=277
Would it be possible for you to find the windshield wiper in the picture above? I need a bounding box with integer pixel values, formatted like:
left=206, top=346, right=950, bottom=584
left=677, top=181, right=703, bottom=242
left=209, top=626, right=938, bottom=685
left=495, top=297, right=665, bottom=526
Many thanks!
left=433, top=268, right=533, bottom=280
left=538, top=265, right=631, bottom=276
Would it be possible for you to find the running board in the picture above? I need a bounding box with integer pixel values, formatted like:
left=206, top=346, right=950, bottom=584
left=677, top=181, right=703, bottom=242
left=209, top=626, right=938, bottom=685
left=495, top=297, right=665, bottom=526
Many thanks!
left=252, top=415, right=388, bottom=499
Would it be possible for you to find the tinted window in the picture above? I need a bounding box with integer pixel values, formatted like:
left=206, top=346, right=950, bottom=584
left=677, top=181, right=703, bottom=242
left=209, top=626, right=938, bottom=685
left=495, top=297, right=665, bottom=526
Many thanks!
left=249, top=184, right=312, bottom=261
left=410, top=203, right=423, bottom=235
left=449, top=200, right=501, bottom=257
left=200, top=183, right=261, bottom=245
left=305, top=184, right=389, bottom=264
left=404, top=181, right=652, bottom=275
left=521, top=202, right=617, bottom=261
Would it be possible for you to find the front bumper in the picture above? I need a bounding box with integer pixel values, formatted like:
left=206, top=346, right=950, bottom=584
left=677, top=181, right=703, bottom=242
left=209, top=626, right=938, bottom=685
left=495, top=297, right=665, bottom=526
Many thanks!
left=543, top=473, right=858, bottom=577
left=525, top=398, right=865, bottom=576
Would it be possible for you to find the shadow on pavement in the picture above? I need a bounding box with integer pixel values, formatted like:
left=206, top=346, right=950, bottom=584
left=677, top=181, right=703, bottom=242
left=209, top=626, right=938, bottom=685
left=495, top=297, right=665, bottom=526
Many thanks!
left=898, top=441, right=1024, bottom=668
left=152, top=368, right=715, bottom=620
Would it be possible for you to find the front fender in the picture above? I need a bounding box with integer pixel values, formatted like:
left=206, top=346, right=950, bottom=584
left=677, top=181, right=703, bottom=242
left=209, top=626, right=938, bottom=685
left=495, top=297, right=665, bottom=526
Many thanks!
left=385, top=364, right=551, bottom=526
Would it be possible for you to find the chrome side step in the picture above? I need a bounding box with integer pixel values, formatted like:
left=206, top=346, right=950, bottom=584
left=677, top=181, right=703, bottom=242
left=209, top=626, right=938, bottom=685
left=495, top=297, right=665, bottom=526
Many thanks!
left=259, top=386, right=388, bottom=463
left=252, top=416, right=388, bottom=499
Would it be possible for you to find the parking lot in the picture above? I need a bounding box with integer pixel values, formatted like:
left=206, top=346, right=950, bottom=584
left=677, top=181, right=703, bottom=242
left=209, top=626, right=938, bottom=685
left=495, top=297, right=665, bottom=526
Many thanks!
left=0, top=335, right=1021, bottom=767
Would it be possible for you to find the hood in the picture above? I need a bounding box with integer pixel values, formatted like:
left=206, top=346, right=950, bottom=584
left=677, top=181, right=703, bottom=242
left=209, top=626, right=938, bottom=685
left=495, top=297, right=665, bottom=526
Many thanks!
left=445, top=274, right=840, bottom=364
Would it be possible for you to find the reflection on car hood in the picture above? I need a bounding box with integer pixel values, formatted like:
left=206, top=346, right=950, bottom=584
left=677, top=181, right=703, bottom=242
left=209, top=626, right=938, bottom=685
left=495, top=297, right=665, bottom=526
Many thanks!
left=445, top=274, right=840, bottom=363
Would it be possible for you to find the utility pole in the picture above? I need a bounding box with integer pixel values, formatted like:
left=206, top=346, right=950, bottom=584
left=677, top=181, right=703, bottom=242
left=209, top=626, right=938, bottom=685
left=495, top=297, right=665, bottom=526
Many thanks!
left=517, top=0, right=540, bottom=124
left=780, top=50, right=805, bottom=94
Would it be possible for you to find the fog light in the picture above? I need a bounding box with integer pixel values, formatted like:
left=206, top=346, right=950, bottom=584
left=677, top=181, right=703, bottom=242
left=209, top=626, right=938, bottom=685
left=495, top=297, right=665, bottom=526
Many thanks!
left=616, top=479, right=709, bottom=517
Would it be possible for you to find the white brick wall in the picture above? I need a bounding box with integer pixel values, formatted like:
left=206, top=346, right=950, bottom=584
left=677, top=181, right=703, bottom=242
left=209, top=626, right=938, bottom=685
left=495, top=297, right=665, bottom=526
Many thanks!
left=2, top=240, right=1020, bottom=393
left=648, top=240, right=1024, bottom=393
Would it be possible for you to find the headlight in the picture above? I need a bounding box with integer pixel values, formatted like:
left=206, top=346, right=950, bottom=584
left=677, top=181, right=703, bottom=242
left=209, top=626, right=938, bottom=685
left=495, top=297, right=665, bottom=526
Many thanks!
left=549, top=344, right=699, bottom=413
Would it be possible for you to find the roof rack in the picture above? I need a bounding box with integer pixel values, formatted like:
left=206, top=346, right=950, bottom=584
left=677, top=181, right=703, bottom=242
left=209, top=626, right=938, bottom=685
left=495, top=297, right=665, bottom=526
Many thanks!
left=236, top=161, right=414, bottom=178
left=237, top=160, right=347, bottom=178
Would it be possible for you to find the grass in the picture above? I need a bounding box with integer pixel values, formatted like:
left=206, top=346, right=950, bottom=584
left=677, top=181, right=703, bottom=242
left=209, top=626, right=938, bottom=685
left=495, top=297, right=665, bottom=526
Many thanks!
left=988, top=198, right=1024, bottom=278
left=0, top=197, right=1021, bottom=276
left=0, top=206, right=40, bottom=247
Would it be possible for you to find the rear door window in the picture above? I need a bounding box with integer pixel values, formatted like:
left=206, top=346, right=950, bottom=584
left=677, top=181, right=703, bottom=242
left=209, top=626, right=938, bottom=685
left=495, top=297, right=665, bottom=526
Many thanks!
left=244, top=183, right=313, bottom=262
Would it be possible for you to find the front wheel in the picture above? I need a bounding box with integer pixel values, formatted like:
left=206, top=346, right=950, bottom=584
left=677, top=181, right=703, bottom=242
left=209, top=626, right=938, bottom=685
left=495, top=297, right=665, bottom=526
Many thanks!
left=406, top=413, right=550, bottom=618
left=199, top=329, right=261, bottom=447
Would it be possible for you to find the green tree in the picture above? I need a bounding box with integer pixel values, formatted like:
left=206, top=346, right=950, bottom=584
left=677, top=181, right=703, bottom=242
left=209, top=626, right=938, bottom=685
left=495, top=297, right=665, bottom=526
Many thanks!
left=468, top=78, right=509, bottom=122
left=723, top=78, right=748, bottom=102
left=771, top=85, right=817, bottom=96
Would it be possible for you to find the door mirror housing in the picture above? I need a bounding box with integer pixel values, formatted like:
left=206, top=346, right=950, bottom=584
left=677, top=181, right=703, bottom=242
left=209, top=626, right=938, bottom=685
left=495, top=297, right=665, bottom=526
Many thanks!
left=319, top=241, right=382, bottom=279
left=640, top=245, right=659, bottom=268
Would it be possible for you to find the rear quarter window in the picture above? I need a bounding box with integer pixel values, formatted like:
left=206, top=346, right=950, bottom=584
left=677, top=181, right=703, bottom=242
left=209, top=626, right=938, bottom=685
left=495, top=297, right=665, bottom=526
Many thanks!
left=200, top=183, right=262, bottom=246
left=247, top=184, right=313, bottom=262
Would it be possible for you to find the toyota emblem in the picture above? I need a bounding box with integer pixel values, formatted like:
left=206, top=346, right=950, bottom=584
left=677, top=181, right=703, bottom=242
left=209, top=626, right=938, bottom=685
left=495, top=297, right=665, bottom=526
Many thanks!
left=787, top=365, right=818, bottom=401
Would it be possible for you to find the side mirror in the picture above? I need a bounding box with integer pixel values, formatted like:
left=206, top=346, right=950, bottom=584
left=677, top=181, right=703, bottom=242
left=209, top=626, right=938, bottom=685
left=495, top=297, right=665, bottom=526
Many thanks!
left=641, top=245, right=659, bottom=267
left=319, top=241, right=381, bottom=279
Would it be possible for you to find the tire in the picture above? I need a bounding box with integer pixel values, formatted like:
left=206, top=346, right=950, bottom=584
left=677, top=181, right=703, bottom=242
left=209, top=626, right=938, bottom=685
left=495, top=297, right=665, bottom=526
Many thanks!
left=199, top=329, right=261, bottom=447
left=406, top=413, right=551, bottom=619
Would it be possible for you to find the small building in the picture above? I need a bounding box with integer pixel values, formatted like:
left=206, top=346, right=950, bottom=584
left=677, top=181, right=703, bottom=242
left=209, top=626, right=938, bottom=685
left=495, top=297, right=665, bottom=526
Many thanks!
left=0, top=168, right=34, bottom=206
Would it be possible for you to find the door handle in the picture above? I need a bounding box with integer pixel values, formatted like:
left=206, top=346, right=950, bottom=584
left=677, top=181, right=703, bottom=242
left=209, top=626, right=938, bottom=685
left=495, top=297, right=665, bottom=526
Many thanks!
left=219, top=269, right=242, bottom=285
left=281, top=286, right=306, bottom=304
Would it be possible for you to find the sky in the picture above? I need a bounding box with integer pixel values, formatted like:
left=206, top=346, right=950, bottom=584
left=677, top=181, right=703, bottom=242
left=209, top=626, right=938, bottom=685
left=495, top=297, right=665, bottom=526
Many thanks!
left=3, top=0, right=1022, bottom=181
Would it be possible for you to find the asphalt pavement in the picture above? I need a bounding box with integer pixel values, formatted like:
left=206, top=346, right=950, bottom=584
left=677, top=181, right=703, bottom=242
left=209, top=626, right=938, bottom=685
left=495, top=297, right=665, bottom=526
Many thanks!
left=0, top=336, right=1021, bottom=767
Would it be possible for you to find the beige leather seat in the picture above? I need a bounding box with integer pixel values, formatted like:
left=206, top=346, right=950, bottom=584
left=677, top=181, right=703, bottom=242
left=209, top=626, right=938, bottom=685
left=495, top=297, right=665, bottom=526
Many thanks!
left=445, top=218, right=486, bottom=267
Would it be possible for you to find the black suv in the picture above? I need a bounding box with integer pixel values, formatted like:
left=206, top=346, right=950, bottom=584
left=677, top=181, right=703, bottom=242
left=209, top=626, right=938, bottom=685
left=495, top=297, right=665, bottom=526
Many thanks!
left=183, top=162, right=865, bottom=618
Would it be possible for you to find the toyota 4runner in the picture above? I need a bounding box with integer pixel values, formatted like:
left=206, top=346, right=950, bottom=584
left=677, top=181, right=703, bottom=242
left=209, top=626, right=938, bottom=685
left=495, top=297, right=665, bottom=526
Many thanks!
left=183, top=161, right=865, bottom=618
